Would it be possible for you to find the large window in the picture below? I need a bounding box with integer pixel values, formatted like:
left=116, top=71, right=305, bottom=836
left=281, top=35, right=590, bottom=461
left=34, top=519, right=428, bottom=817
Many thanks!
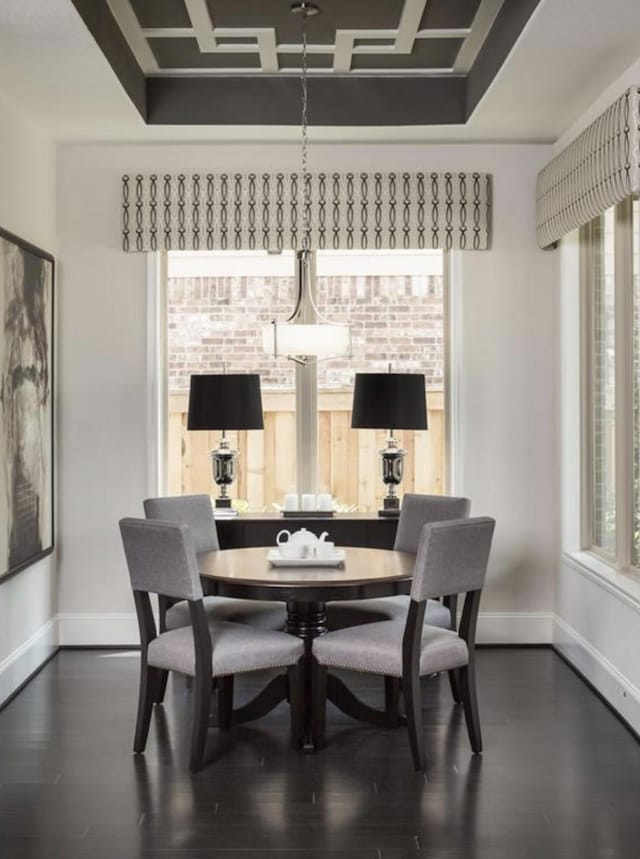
left=583, top=199, right=640, bottom=570
left=165, top=250, right=445, bottom=512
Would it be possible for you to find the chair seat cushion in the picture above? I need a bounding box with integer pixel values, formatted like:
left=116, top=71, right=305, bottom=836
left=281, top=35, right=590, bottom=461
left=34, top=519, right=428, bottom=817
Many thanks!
left=166, top=596, right=286, bottom=631
left=326, top=596, right=450, bottom=630
left=313, top=620, right=468, bottom=678
left=148, top=621, right=304, bottom=677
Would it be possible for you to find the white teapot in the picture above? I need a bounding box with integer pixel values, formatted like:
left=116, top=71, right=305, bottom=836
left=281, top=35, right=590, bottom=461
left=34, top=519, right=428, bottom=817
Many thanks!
left=276, top=528, right=329, bottom=558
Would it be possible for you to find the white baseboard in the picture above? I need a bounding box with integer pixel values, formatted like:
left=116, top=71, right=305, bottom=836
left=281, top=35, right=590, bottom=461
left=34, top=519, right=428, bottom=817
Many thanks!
left=476, top=612, right=553, bottom=644
left=57, top=613, right=139, bottom=647
left=0, top=617, right=58, bottom=707
left=56, top=610, right=553, bottom=647
left=554, top=615, right=640, bottom=735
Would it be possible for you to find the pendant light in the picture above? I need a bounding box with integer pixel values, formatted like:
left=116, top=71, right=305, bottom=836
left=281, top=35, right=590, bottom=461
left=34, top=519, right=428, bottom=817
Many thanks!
left=262, top=2, right=351, bottom=365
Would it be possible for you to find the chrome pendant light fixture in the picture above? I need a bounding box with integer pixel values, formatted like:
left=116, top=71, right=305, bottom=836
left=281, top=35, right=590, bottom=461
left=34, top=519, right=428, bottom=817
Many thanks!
left=262, top=2, right=351, bottom=366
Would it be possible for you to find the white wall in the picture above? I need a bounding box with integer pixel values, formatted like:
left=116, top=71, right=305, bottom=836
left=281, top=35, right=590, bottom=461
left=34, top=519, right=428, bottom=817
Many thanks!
left=0, top=93, right=57, bottom=705
left=56, top=141, right=555, bottom=645
left=554, top=55, right=640, bottom=734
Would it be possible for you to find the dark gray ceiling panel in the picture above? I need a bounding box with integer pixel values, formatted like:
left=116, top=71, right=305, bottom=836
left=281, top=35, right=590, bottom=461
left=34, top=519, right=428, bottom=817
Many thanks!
left=350, top=38, right=463, bottom=71
left=129, top=0, right=191, bottom=29
left=278, top=54, right=334, bottom=70
left=148, top=38, right=261, bottom=69
left=147, top=75, right=466, bottom=126
left=419, top=0, right=482, bottom=31
left=206, top=0, right=405, bottom=45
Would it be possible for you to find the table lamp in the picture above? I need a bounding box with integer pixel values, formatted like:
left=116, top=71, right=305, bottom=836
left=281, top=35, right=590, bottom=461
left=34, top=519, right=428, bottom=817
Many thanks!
left=187, top=374, right=264, bottom=509
left=351, top=372, right=428, bottom=517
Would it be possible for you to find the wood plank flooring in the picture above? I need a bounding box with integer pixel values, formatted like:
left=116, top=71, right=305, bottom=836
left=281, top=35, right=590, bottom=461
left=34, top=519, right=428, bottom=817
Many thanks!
left=1, top=648, right=639, bottom=858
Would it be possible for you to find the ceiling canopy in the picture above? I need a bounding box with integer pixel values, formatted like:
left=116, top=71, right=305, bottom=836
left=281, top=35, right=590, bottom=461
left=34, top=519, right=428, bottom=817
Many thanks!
left=69, top=0, right=541, bottom=126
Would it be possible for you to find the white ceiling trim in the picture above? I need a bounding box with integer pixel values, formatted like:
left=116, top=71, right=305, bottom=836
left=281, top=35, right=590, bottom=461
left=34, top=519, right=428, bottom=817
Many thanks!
left=184, top=0, right=216, bottom=52
left=454, top=0, right=505, bottom=74
left=106, top=0, right=158, bottom=72
left=394, top=0, right=428, bottom=54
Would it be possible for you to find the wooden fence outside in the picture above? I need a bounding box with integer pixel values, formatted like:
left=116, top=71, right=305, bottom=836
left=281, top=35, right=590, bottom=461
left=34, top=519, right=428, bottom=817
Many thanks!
left=167, top=390, right=445, bottom=512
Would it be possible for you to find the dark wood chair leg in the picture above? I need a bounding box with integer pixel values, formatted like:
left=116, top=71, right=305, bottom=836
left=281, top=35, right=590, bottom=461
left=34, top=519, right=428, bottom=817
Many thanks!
left=311, top=659, right=327, bottom=750
left=288, top=659, right=305, bottom=750
left=403, top=671, right=426, bottom=771
left=217, top=675, right=234, bottom=731
left=155, top=670, right=169, bottom=704
left=384, top=676, right=401, bottom=726
left=448, top=668, right=462, bottom=704
left=190, top=670, right=212, bottom=772
left=459, top=663, right=482, bottom=753
left=134, top=664, right=160, bottom=753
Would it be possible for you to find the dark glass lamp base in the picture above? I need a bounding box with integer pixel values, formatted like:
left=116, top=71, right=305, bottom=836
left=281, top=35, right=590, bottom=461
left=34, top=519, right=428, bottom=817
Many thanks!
left=378, top=495, right=400, bottom=518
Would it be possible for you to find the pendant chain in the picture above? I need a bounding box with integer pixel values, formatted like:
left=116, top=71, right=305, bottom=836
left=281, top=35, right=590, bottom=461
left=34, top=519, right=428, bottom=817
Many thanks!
left=300, top=6, right=310, bottom=250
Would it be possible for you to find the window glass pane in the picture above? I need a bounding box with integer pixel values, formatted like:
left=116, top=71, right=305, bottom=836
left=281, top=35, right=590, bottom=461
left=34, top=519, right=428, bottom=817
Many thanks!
left=591, top=208, right=616, bottom=555
left=165, top=249, right=445, bottom=514
left=632, top=198, right=640, bottom=567
left=166, top=251, right=296, bottom=510
left=316, top=250, right=444, bottom=512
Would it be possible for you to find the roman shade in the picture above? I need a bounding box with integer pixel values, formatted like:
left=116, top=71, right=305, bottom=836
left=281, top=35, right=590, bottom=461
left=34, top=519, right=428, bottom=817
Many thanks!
left=536, top=87, right=640, bottom=248
left=121, top=171, right=492, bottom=252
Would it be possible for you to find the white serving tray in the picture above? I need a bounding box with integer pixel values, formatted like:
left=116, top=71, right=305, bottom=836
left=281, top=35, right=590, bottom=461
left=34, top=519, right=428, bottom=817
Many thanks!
left=267, top=548, right=345, bottom=568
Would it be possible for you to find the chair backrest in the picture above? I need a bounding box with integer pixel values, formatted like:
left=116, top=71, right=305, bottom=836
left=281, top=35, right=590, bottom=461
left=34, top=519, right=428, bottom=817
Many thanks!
left=143, top=494, right=219, bottom=554
left=119, top=517, right=203, bottom=601
left=410, top=517, right=495, bottom=602
left=394, top=493, right=471, bottom=554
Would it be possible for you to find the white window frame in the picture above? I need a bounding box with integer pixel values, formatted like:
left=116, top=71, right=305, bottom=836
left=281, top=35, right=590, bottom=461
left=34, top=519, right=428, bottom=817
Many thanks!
left=147, top=248, right=453, bottom=503
left=581, top=198, right=637, bottom=571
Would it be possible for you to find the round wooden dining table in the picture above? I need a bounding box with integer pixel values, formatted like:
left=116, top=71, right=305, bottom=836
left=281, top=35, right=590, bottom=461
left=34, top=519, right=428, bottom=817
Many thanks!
left=197, top=545, right=414, bottom=639
left=196, top=545, right=415, bottom=742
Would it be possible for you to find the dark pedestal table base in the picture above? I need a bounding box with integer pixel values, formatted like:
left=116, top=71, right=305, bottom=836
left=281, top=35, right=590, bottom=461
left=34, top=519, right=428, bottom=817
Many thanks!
left=198, top=545, right=414, bottom=745
left=229, top=599, right=399, bottom=747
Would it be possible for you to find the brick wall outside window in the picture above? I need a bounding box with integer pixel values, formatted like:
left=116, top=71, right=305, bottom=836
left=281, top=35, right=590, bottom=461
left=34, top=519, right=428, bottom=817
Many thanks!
left=167, top=273, right=444, bottom=393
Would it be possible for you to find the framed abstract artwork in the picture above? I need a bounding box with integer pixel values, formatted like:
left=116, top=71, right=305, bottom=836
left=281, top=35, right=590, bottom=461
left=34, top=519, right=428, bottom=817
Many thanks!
left=0, top=226, right=54, bottom=582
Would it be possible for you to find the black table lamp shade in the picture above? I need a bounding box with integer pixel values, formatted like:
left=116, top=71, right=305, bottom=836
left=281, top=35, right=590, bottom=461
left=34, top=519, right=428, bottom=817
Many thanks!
left=351, top=373, right=428, bottom=431
left=187, top=374, right=264, bottom=431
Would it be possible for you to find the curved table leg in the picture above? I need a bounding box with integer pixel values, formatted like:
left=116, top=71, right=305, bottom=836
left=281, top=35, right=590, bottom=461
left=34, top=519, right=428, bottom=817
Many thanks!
left=232, top=675, right=289, bottom=725
left=326, top=674, right=400, bottom=729
left=222, top=601, right=327, bottom=737
left=226, top=600, right=400, bottom=746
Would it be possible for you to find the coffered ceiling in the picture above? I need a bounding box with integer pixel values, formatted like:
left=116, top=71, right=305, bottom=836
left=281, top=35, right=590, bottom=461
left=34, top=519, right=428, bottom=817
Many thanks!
left=69, top=0, right=542, bottom=125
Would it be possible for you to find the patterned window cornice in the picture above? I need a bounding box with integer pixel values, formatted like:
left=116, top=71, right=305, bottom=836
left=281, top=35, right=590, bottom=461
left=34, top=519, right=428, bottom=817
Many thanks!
left=536, top=87, right=640, bottom=248
left=121, top=171, right=492, bottom=253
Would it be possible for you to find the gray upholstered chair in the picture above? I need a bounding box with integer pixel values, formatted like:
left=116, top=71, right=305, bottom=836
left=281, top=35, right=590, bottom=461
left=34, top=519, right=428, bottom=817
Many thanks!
left=144, top=495, right=286, bottom=633
left=119, top=517, right=304, bottom=771
left=326, top=494, right=471, bottom=632
left=311, top=516, right=495, bottom=771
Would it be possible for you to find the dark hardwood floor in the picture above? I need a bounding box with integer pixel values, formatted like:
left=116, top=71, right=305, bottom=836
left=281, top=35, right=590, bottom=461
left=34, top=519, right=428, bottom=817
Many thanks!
left=1, top=648, right=639, bottom=858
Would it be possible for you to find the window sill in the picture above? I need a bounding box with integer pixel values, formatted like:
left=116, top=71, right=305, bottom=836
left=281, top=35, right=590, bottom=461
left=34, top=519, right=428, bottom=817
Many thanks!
left=563, top=550, right=640, bottom=609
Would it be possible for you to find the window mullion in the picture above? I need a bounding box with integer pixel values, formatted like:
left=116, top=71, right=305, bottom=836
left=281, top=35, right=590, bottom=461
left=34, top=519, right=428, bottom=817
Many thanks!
left=580, top=222, right=594, bottom=549
left=614, top=199, right=634, bottom=569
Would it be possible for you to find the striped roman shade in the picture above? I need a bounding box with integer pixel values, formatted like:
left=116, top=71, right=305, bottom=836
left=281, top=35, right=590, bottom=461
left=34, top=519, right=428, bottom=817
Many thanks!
left=121, top=171, right=492, bottom=253
left=536, top=87, right=640, bottom=248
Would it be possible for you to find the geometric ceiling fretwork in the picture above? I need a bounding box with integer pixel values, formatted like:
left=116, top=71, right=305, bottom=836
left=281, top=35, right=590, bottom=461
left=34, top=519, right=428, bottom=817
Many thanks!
left=113, top=0, right=492, bottom=76
left=70, top=0, right=543, bottom=125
